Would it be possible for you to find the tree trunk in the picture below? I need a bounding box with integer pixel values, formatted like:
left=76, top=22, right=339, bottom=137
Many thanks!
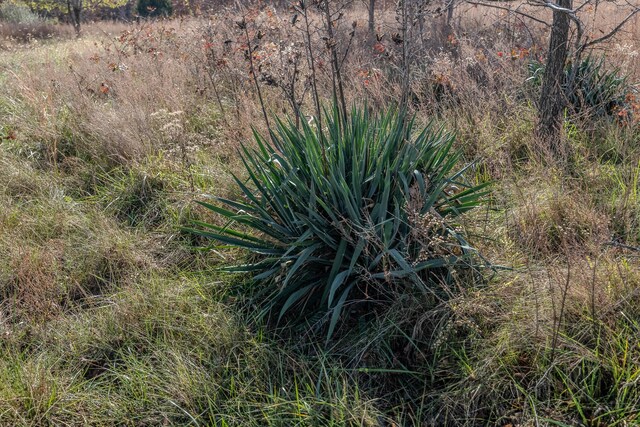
left=67, top=0, right=82, bottom=36
left=368, top=0, right=375, bottom=33
left=446, top=0, right=455, bottom=30
left=537, top=0, right=572, bottom=146
left=73, top=6, right=81, bottom=35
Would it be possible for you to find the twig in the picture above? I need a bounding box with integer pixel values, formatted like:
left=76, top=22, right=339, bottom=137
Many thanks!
left=550, top=261, right=571, bottom=363
left=399, top=0, right=410, bottom=112
left=322, top=0, right=348, bottom=125
left=604, top=241, right=640, bottom=252
left=578, top=7, right=640, bottom=55
left=295, top=0, right=327, bottom=168
left=465, top=1, right=551, bottom=27
left=239, top=17, right=271, bottom=131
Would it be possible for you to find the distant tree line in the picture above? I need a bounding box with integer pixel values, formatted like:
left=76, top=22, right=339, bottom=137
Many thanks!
left=0, top=0, right=244, bottom=26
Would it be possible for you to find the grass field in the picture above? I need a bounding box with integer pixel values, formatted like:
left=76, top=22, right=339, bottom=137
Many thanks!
left=1, top=2, right=640, bottom=426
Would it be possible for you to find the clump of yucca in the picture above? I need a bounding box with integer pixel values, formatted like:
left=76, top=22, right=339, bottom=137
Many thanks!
left=191, top=106, right=489, bottom=339
left=528, top=55, right=630, bottom=119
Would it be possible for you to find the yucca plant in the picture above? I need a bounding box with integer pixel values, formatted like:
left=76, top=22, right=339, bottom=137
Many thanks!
left=190, top=106, right=489, bottom=340
left=566, top=56, right=628, bottom=117
left=527, top=55, right=628, bottom=118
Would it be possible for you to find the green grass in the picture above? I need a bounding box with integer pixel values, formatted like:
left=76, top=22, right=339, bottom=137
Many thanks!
left=1, top=18, right=639, bottom=427
left=0, top=272, right=388, bottom=426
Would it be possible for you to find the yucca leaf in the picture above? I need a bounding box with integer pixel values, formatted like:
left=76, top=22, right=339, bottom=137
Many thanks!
left=253, top=267, right=281, bottom=281
left=388, top=249, right=416, bottom=276
left=184, top=228, right=281, bottom=254
left=190, top=220, right=267, bottom=244
left=283, top=243, right=322, bottom=287
left=326, top=283, right=355, bottom=343
left=279, top=284, right=315, bottom=322
left=327, top=270, right=351, bottom=308
left=326, top=239, right=348, bottom=297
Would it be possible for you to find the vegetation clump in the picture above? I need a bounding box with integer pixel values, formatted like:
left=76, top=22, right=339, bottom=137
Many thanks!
left=0, top=2, right=639, bottom=425
left=528, top=55, right=633, bottom=120
left=0, top=1, right=41, bottom=24
left=191, top=107, right=489, bottom=339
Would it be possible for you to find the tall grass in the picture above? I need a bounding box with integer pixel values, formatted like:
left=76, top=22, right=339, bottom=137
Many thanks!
left=0, top=4, right=639, bottom=426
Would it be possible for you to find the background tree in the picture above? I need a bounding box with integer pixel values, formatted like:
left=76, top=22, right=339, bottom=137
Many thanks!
left=16, top=0, right=127, bottom=34
left=465, top=0, right=640, bottom=152
left=537, top=0, right=573, bottom=143
left=67, top=0, right=81, bottom=34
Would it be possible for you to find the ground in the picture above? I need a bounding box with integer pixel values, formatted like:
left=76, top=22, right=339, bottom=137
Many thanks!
left=0, top=3, right=639, bottom=426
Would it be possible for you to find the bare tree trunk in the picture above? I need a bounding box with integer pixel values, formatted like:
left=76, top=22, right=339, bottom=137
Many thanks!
left=417, top=1, right=426, bottom=51
left=537, top=0, right=572, bottom=147
left=67, top=0, right=82, bottom=36
left=446, top=0, right=455, bottom=29
left=368, top=0, right=375, bottom=33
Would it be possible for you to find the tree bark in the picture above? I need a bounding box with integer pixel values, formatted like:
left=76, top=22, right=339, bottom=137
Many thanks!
left=446, top=0, right=455, bottom=30
left=67, top=0, right=82, bottom=36
left=537, top=0, right=572, bottom=146
left=368, top=0, right=375, bottom=33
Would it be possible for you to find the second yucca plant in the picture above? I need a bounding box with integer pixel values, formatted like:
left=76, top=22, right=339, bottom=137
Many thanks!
left=528, top=55, right=629, bottom=119
left=191, top=107, right=489, bottom=340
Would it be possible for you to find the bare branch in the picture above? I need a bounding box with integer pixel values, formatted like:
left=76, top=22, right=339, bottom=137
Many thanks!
left=539, top=0, right=575, bottom=14
left=574, top=1, right=593, bottom=13
left=531, top=1, right=584, bottom=50
left=580, top=7, right=640, bottom=52
left=465, top=1, right=551, bottom=27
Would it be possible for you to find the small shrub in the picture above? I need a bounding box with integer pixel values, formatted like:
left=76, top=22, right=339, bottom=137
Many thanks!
left=192, top=107, right=489, bottom=339
left=565, top=56, right=629, bottom=118
left=0, top=2, right=65, bottom=42
left=0, top=21, right=63, bottom=42
left=0, top=2, right=40, bottom=25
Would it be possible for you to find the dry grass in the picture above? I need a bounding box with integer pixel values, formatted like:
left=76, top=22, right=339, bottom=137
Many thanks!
left=0, top=2, right=639, bottom=425
left=0, top=21, right=73, bottom=43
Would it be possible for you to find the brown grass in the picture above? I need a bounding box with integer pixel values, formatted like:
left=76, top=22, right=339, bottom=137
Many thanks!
left=0, top=21, right=73, bottom=44
left=0, top=2, right=639, bottom=425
